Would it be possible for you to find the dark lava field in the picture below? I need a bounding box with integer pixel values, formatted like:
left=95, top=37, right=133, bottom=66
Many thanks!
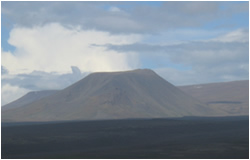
left=2, top=116, right=249, bottom=159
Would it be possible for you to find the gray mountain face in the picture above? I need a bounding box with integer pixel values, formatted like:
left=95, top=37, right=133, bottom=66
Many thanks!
left=2, top=69, right=220, bottom=122
left=179, top=80, right=249, bottom=116
left=2, top=90, right=58, bottom=111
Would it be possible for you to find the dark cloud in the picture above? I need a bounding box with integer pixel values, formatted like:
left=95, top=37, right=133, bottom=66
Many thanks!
left=105, top=37, right=249, bottom=85
left=164, top=1, right=219, bottom=15
left=2, top=66, right=89, bottom=91
left=2, top=1, right=248, bottom=34
left=106, top=41, right=248, bottom=63
left=71, top=66, right=82, bottom=77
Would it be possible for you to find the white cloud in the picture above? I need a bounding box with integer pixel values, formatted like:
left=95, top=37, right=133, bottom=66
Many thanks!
left=210, top=29, right=249, bottom=43
left=1, top=23, right=142, bottom=105
left=109, top=6, right=121, bottom=12
left=1, top=84, right=30, bottom=106
left=2, top=23, right=141, bottom=75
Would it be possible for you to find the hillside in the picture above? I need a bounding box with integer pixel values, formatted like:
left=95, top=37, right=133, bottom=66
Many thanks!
left=2, top=90, right=58, bottom=111
left=179, top=80, right=249, bottom=115
left=2, top=69, right=218, bottom=122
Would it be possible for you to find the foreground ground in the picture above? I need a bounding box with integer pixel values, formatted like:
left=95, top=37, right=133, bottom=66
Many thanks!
left=2, top=116, right=249, bottom=159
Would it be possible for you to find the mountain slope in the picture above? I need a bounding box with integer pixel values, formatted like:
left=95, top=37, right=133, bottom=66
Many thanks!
left=179, top=80, right=249, bottom=115
left=2, top=69, right=219, bottom=122
left=2, top=90, right=58, bottom=111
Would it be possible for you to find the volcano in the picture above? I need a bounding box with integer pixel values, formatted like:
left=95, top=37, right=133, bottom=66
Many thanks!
left=2, top=69, right=219, bottom=122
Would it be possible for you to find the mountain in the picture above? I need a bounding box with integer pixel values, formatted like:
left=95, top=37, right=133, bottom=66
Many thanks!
left=179, top=80, right=249, bottom=116
left=2, top=90, right=58, bottom=111
left=2, top=69, right=220, bottom=122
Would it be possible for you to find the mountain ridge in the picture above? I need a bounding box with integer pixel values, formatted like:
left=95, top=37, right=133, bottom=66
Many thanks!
left=2, top=90, right=58, bottom=111
left=179, top=80, right=249, bottom=115
left=1, top=69, right=224, bottom=122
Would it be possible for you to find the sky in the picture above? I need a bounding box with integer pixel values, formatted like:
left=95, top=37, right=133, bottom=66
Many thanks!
left=1, top=1, right=249, bottom=105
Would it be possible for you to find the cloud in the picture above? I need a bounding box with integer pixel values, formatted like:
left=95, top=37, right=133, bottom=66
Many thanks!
left=2, top=23, right=141, bottom=74
left=154, top=68, right=199, bottom=86
left=155, top=63, right=248, bottom=86
left=1, top=66, right=8, bottom=75
left=1, top=66, right=90, bottom=105
left=105, top=29, right=249, bottom=85
left=71, top=66, right=81, bottom=76
left=2, top=66, right=89, bottom=91
left=211, top=28, right=249, bottom=43
left=1, top=2, right=248, bottom=105
left=1, top=84, right=30, bottom=106
left=2, top=1, right=248, bottom=33
left=2, top=1, right=143, bottom=33
left=109, top=6, right=122, bottom=12
left=1, top=22, right=142, bottom=105
left=220, top=1, right=249, bottom=14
